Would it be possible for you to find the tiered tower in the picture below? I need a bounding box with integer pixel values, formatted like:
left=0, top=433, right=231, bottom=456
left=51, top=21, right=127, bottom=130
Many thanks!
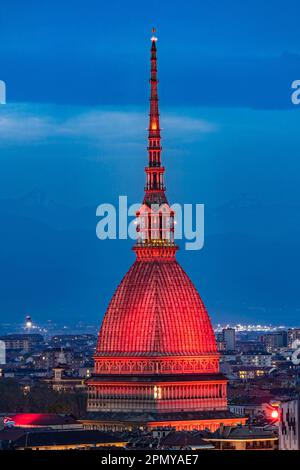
left=86, top=32, right=245, bottom=432
left=135, top=30, right=176, bottom=258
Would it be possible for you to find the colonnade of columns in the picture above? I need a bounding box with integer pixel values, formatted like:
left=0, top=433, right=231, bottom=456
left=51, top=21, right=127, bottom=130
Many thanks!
left=87, top=382, right=227, bottom=412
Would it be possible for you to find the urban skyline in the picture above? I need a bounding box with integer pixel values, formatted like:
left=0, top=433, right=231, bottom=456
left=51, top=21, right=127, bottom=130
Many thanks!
left=0, top=0, right=300, bottom=326
left=0, top=1, right=300, bottom=455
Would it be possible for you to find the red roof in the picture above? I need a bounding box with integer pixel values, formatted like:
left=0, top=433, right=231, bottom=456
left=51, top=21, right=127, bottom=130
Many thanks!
left=96, top=259, right=217, bottom=357
left=5, top=413, right=77, bottom=427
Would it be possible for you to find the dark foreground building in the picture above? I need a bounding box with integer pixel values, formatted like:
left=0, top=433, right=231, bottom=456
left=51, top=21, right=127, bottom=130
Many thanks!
left=86, top=32, right=246, bottom=432
left=0, top=429, right=127, bottom=450
left=279, top=399, right=300, bottom=450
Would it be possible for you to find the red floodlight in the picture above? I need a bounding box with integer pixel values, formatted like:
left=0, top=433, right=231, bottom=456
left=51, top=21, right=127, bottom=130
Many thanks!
left=271, top=409, right=279, bottom=420
left=266, top=403, right=280, bottom=423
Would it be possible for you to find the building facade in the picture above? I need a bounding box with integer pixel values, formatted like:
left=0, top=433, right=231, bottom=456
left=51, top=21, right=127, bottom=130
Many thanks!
left=240, top=352, right=272, bottom=367
left=260, top=332, right=287, bottom=352
left=203, top=426, right=278, bottom=450
left=287, top=329, right=300, bottom=348
left=279, top=399, right=300, bottom=450
left=222, top=328, right=236, bottom=352
left=0, top=334, right=43, bottom=352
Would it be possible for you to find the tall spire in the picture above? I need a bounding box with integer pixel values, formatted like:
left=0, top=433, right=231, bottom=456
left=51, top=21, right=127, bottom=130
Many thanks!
left=134, top=30, right=177, bottom=258
left=149, top=28, right=160, bottom=156
left=144, top=29, right=166, bottom=204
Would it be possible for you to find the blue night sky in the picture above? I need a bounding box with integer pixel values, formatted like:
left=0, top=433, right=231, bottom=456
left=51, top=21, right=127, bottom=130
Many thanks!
left=0, top=0, right=300, bottom=326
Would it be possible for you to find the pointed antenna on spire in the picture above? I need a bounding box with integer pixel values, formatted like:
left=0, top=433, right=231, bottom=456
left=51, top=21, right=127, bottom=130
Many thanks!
left=134, top=31, right=177, bottom=254
left=148, top=27, right=160, bottom=149
left=151, top=27, right=157, bottom=42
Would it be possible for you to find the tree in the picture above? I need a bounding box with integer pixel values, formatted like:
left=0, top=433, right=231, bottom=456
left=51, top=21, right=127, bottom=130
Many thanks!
left=0, top=379, right=87, bottom=418
left=0, top=379, right=24, bottom=413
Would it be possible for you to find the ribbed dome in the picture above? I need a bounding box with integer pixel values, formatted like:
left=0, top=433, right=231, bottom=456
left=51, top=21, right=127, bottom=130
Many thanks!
left=96, top=259, right=217, bottom=357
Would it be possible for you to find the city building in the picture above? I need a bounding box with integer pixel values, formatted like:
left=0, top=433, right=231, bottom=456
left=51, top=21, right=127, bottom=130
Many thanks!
left=220, top=352, right=238, bottom=364
left=0, top=367, right=48, bottom=379
left=43, top=366, right=86, bottom=392
left=125, top=428, right=215, bottom=450
left=279, top=399, right=300, bottom=450
left=232, top=365, right=271, bottom=381
left=222, top=328, right=236, bottom=352
left=159, top=431, right=214, bottom=450
left=0, top=429, right=127, bottom=450
left=260, top=332, right=287, bottom=352
left=287, top=329, right=300, bottom=348
left=37, top=347, right=74, bottom=369
left=50, top=334, right=96, bottom=349
left=0, top=334, right=44, bottom=352
left=240, top=352, right=272, bottom=367
left=203, top=426, right=278, bottom=450
left=236, top=341, right=265, bottom=353
left=229, top=399, right=280, bottom=421
left=216, top=333, right=226, bottom=352
left=86, top=32, right=246, bottom=432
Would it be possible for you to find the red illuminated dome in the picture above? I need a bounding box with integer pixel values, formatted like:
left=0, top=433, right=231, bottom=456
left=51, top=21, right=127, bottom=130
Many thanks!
left=97, top=258, right=217, bottom=357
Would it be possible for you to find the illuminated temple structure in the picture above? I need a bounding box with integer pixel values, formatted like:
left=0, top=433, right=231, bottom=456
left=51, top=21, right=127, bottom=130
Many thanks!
left=86, top=32, right=246, bottom=431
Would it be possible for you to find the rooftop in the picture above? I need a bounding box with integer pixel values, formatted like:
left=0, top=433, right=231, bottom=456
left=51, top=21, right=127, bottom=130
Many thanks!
left=160, top=431, right=214, bottom=449
left=209, top=425, right=277, bottom=441
left=1, top=413, right=78, bottom=427
left=0, top=429, right=126, bottom=449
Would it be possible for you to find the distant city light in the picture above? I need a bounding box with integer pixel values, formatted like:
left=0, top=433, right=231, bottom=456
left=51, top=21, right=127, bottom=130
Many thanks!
left=25, top=315, right=33, bottom=331
left=214, top=323, right=288, bottom=333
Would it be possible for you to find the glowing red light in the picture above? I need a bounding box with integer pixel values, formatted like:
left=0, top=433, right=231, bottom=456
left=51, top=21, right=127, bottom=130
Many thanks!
left=271, top=409, right=279, bottom=419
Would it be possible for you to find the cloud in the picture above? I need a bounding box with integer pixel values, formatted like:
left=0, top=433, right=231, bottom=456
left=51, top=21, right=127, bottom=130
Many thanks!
left=0, top=103, right=216, bottom=147
left=163, top=114, right=216, bottom=136
left=0, top=116, right=53, bottom=142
